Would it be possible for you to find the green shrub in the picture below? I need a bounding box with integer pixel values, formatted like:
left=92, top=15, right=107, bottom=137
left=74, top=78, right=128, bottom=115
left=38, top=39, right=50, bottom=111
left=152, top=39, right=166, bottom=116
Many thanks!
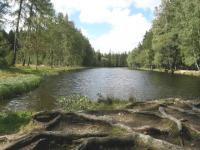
left=0, top=57, right=8, bottom=68
left=6, top=51, right=14, bottom=66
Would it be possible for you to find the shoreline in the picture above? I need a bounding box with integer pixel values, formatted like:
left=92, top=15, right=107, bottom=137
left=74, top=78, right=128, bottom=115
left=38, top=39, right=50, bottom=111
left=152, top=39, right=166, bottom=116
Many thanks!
left=133, top=68, right=200, bottom=77
left=0, top=66, right=85, bottom=100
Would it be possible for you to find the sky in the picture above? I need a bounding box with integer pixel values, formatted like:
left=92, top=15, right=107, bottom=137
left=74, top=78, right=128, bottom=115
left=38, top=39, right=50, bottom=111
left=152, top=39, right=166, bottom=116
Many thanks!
left=51, top=0, right=161, bottom=53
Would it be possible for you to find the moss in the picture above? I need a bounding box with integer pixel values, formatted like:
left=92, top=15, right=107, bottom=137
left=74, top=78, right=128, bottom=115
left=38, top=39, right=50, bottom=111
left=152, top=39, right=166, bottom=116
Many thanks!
left=0, top=112, right=32, bottom=135
left=110, top=126, right=128, bottom=135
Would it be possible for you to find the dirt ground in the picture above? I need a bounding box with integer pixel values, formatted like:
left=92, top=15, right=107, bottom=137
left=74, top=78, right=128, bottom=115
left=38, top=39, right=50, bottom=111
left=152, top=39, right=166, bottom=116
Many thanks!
left=2, top=98, right=200, bottom=150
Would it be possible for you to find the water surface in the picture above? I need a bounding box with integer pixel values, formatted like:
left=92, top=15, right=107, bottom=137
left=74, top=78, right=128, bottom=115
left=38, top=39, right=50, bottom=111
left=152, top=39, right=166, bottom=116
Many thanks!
left=1, top=68, right=200, bottom=111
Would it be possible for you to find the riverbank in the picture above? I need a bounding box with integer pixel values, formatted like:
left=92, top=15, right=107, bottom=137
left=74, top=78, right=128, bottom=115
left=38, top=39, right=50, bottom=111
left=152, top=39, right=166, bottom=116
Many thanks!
left=136, top=67, right=200, bottom=77
left=1, top=98, right=200, bottom=149
left=0, top=66, right=85, bottom=100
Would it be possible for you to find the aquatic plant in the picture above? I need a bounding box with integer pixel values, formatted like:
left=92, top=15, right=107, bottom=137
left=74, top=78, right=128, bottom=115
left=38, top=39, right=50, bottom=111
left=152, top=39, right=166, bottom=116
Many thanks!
left=58, top=95, right=130, bottom=111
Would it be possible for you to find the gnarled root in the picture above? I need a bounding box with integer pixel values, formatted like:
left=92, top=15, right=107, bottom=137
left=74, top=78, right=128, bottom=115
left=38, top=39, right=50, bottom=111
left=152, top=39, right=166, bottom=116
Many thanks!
left=76, top=133, right=182, bottom=150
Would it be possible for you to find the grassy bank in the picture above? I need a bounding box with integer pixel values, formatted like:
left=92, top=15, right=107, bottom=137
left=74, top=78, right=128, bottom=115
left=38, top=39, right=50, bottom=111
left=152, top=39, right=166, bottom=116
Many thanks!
left=0, top=66, right=85, bottom=100
left=135, top=67, right=200, bottom=77
left=0, top=112, right=32, bottom=135
left=174, top=70, right=200, bottom=77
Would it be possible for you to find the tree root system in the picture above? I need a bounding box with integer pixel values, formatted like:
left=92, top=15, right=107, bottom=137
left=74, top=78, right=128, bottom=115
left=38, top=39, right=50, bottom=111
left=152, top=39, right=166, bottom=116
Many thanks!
left=3, top=98, right=200, bottom=150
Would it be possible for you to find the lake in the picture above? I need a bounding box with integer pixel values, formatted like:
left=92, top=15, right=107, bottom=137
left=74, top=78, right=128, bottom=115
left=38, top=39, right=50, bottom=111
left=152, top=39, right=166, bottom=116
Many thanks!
left=1, top=68, right=200, bottom=111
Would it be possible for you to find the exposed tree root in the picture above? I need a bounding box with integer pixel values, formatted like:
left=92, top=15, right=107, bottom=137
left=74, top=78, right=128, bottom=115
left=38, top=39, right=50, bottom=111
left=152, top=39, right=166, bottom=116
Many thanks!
left=3, top=99, right=200, bottom=150
left=76, top=133, right=182, bottom=150
left=132, top=125, right=169, bottom=136
left=4, top=132, right=108, bottom=150
left=159, top=107, right=183, bottom=132
left=159, top=106, right=192, bottom=147
left=167, top=105, right=199, bottom=116
left=33, top=111, right=61, bottom=123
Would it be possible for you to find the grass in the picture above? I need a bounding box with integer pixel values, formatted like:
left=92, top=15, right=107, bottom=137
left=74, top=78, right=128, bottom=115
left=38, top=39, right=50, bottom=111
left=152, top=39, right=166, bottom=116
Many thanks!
left=175, top=70, right=200, bottom=77
left=0, top=75, right=42, bottom=99
left=0, top=65, right=85, bottom=100
left=0, top=112, right=32, bottom=135
left=57, top=95, right=131, bottom=112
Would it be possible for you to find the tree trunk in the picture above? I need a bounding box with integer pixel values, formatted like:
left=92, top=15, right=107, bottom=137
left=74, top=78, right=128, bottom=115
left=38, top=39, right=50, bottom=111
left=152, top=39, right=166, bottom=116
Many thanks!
left=27, top=56, right=30, bottom=66
left=26, top=2, right=33, bottom=68
left=51, top=50, right=54, bottom=68
left=13, top=0, right=23, bottom=66
left=22, top=58, right=26, bottom=66
left=195, top=61, right=199, bottom=71
left=192, top=38, right=200, bottom=70
left=193, top=49, right=200, bottom=70
left=36, top=52, right=38, bottom=70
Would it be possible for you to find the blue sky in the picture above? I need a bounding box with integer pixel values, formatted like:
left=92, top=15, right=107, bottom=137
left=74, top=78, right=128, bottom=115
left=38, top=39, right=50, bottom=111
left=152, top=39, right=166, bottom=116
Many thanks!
left=51, top=0, right=161, bottom=53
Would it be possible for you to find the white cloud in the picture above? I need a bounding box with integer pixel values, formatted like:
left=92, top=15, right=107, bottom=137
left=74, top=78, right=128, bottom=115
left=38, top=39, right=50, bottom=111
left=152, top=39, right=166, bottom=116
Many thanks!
left=91, top=13, right=151, bottom=53
left=80, top=28, right=89, bottom=37
left=51, top=0, right=161, bottom=53
left=133, top=0, right=161, bottom=11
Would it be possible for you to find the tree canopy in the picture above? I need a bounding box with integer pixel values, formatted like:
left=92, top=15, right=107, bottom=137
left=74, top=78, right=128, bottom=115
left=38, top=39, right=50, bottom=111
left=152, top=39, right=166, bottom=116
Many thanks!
left=0, top=0, right=98, bottom=68
left=127, top=0, right=200, bottom=73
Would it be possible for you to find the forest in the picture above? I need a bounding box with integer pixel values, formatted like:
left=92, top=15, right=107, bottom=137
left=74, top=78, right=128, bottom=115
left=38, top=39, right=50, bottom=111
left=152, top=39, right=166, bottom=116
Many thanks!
left=0, top=0, right=127, bottom=69
left=127, top=0, right=200, bottom=73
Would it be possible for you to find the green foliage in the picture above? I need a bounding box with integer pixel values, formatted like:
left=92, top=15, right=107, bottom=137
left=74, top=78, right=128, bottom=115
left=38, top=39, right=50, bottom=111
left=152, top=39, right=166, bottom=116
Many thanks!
left=0, top=30, right=8, bottom=68
left=58, top=95, right=96, bottom=112
left=0, top=111, right=32, bottom=135
left=6, top=51, right=14, bottom=66
left=17, top=12, right=96, bottom=67
left=0, top=57, right=7, bottom=68
left=95, top=52, right=128, bottom=67
left=128, top=0, right=200, bottom=71
left=0, top=0, right=97, bottom=68
left=127, top=31, right=154, bottom=69
left=0, top=0, right=127, bottom=68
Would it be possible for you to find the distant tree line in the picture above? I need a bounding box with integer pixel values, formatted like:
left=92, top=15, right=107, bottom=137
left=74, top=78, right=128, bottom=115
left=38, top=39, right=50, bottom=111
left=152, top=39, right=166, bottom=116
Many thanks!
left=95, top=51, right=128, bottom=67
left=127, top=0, right=200, bottom=73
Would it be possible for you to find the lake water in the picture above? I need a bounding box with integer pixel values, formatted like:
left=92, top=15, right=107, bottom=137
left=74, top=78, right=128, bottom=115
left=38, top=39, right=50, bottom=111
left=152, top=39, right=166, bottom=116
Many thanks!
left=1, top=68, right=200, bottom=111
